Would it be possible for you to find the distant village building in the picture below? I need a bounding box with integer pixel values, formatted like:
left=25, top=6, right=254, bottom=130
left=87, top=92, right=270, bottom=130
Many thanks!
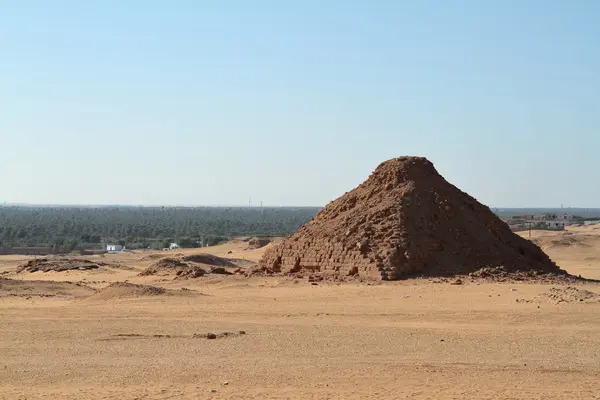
left=545, top=220, right=567, bottom=230
left=505, top=213, right=574, bottom=232
left=543, top=213, right=571, bottom=230
left=106, top=244, right=123, bottom=252
left=541, top=213, right=571, bottom=221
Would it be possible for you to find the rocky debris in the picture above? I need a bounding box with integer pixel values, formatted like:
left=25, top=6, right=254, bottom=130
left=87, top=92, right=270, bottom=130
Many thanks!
left=110, top=333, right=172, bottom=339
left=210, top=266, right=232, bottom=275
left=178, top=267, right=207, bottom=278
left=16, top=258, right=118, bottom=273
left=139, top=254, right=244, bottom=278
left=468, top=266, right=587, bottom=284
left=260, top=157, right=566, bottom=281
left=154, top=257, right=188, bottom=269
left=517, top=286, right=600, bottom=304
left=138, top=254, right=168, bottom=262
left=138, top=257, right=194, bottom=277
left=246, top=237, right=271, bottom=250
left=138, top=253, right=184, bottom=262
left=141, top=264, right=207, bottom=278
left=245, top=265, right=271, bottom=277
left=193, top=331, right=247, bottom=339
left=182, top=254, right=239, bottom=267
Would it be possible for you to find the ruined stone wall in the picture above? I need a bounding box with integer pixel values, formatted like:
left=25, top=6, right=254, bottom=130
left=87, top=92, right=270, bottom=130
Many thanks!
left=261, top=239, right=383, bottom=279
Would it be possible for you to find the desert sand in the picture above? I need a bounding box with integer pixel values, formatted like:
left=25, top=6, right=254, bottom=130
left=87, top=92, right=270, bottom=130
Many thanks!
left=2, top=227, right=600, bottom=399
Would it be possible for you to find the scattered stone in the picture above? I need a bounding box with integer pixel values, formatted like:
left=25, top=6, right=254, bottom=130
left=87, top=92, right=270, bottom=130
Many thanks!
left=193, top=331, right=247, bottom=340
left=518, top=286, right=600, bottom=305
left=16, top=258, right=118, bottom=273
left=140, top=253, right=243, bottom=278
left=183, top=254, right=238, bottom=268
left=210, top=266, right=233, bottom=275
left=247, top=237, right=271, bottom=250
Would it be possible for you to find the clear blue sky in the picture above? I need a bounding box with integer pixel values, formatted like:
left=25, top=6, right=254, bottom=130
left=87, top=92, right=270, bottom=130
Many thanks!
left=2, top=1, right=599, bottom=207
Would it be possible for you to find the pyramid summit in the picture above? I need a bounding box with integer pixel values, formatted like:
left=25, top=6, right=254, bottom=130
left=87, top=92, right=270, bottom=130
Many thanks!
left=259, top=156, right=563, bottom=280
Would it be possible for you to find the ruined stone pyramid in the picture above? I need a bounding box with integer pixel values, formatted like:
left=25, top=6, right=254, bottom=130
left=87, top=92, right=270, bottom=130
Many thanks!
left=259, top=157, right=562, bottom=280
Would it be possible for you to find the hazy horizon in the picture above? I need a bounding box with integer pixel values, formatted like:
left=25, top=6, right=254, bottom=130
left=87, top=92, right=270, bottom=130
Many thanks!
left=3, top=202, right=600, bottom=211
left=3, top=1, right=599, bottom=207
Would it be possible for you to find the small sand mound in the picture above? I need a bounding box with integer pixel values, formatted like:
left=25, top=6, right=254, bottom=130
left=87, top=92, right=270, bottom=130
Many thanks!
left=533, top=235, right=590, bottom=249
left=246, top=237, right=271, bottom=250
left=84, top=282, right=202, bottom=301
left=0, top=278, right=96, bottom=299
left=138, top=254, right=168, bottom=262
left=139, top=257, right=206, bottom=278
left=152, top=257, right=188, bottom=269
left=139, top=254, right=243, bottom=278
left=138, top=253, right=184, bottom=262
left=139, top=266, right=208, bottom=278
left=517, top=286, right=600, bottom=304
left=17, top=258, right=117, bottom=273
left=86, top=282, right=167, bottom=301
left=182, top=254, right=238, bottom=267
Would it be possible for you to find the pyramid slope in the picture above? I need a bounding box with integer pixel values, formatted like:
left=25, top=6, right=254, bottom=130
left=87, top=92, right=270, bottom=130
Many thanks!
left=260, top=157, right=563, bottom=280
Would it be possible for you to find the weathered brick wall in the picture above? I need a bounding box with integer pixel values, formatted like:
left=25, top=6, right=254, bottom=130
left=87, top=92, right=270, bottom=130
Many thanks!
left=261, top=238, right=383, bottom=279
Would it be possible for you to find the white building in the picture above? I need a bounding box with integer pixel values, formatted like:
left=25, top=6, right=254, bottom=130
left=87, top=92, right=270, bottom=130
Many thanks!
left=169, top=243, right=180, bottom=250
left=541, top=213, right=571, bottom=230
left=106, top=244, right=123, bottom=252
left=545, top=220, right=566, bottom=230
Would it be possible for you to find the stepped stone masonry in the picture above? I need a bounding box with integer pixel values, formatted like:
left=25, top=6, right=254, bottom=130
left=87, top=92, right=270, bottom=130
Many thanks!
left=259, top=157, right=563, bottom=280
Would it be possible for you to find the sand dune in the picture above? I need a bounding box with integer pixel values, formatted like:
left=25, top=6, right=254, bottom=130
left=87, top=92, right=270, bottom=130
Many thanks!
left=519, top=225, right=600, bottom=279
left=0, top=278, right=96, bottom=299
left=82, top=282, right=201, bottom=302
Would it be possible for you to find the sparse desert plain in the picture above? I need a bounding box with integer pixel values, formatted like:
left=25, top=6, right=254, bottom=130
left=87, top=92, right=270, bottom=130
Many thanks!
left=2, top=228, right=600, bottom=399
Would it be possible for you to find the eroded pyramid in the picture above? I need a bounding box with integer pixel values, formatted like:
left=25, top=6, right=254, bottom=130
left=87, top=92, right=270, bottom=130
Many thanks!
left=259, top=157, right=563, bottom=280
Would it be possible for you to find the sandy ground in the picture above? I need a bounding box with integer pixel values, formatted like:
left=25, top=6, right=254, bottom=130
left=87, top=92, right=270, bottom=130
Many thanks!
left=2, top=230, right=600, bottom=399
